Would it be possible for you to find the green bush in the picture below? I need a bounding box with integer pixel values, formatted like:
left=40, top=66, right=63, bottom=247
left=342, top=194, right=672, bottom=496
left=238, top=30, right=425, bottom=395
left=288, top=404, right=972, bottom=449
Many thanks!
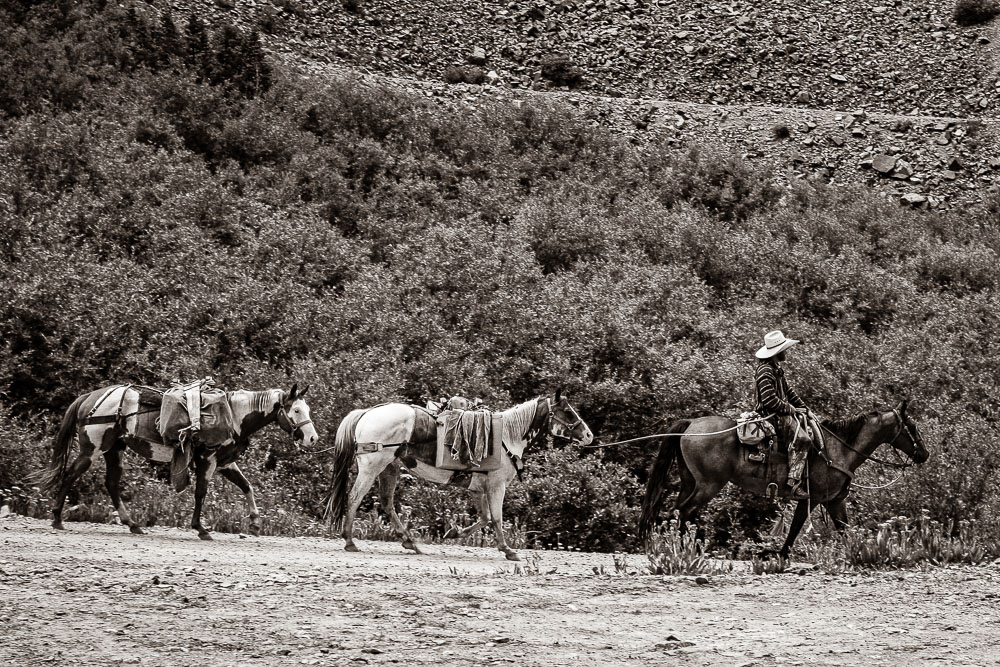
left=504, top=447, right=643, bottom=552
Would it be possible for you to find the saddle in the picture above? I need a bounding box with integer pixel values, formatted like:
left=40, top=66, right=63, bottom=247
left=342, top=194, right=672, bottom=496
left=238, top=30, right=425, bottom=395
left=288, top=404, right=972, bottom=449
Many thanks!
left=738, top=412, right=824, bottom=499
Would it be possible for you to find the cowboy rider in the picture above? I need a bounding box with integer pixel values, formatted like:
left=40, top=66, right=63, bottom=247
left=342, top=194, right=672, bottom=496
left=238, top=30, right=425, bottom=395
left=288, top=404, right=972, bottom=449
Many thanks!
left=753, top=331, right=822, bottom=500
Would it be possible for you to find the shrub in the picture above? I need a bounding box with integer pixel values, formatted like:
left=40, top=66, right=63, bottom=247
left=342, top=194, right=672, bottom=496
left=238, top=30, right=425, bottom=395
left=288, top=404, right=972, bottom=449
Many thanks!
left=804, top=516, right=999, bottom=569
left=646, top=515, right=734, bottom=575
left=772, top=123, right=791, bottom=140
left=953, top=0, right=1000, bottom=25
left=540, top=54, right=584, bottom=87
left=504, top=447, right=643, bottom=552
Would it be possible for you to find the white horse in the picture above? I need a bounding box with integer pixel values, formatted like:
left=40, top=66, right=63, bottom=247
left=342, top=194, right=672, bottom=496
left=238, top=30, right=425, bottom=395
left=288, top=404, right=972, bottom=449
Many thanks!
left=327, top=390, right=592, bottom=560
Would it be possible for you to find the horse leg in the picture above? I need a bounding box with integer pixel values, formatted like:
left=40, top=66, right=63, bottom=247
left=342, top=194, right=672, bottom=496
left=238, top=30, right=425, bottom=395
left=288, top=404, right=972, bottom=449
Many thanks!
left=454, top=490, right=490, bottom=539
left=191, top=453, right=218, bottom=540
left=779, top=499, right=812, bottom=559
left=343, top=450, right=393, bottom=553
left=217, top=463, right=261, bottom=536
left=104, top=445, right=144, bottom=535
left=825, top=498, right=850, bottom=533
left=377, top=464, right=422, bottom=554
left=675, top=481, right=724, bottom=539
left=483, top=480, right=518, bottom=561
left=52, top=436, right=95, bottom=530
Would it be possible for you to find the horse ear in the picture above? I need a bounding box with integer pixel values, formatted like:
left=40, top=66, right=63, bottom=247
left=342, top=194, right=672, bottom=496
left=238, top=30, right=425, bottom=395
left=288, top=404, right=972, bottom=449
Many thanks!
left=297, top=383, right=310, bottom=398
left=287, top=383, right=298, bottom=403
left=555, top=387, right=563, bottom=403
left=900, top=399, right=909, bottom=414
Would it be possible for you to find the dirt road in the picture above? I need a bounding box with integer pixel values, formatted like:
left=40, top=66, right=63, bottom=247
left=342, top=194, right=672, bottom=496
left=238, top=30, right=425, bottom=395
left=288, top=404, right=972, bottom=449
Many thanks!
left=1, top=515, right=998, bottom=666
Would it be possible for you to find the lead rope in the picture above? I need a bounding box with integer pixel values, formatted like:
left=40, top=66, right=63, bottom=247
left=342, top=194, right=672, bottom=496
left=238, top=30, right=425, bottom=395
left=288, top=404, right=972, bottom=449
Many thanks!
left=579, top=417, right=773, bottom=449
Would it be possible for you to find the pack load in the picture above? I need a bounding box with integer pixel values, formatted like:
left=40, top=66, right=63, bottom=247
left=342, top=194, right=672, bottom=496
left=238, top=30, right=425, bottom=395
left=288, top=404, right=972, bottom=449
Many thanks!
left=736, top=410, right=775, bottom=465
left=736, top=411, right=775, bottom=447
left=158, top=377, right=235, bottom=490
left=435, top=408, right=503, bottom=472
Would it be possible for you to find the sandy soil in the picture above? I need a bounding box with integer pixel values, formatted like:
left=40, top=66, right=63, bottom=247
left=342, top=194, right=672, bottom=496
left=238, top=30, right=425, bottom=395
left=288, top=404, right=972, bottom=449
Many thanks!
left=1, top=515, right=998, bottom=666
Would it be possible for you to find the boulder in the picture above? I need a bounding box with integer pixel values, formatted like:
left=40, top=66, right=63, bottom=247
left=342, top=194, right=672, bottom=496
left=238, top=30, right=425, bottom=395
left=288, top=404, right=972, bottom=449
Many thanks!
left=892, top=160, right=913, bottom=178
left=468, top=47, right=487, bottom=66
left=872, top=154, right=897, bottom=174
left=900, top=193, right=927, bottom=206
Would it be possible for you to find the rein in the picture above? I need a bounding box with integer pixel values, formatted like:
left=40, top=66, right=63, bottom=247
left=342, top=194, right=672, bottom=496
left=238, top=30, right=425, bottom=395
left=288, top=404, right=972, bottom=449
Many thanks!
left=820, top=409, right=916, bottom=469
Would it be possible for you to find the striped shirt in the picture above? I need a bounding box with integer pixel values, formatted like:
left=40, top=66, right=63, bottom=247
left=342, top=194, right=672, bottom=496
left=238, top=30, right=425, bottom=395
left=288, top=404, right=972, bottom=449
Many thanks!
left=754, top=360, right=806, bottom=416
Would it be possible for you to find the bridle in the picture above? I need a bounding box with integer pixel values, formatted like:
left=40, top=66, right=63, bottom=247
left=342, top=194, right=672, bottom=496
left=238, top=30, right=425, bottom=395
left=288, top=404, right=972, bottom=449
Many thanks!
left=888, top=408, right=922, bottom=452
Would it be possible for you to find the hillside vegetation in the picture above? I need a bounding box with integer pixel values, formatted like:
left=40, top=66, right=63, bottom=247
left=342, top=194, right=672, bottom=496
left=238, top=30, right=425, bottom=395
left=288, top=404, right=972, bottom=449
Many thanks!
left=1, top=0, right=999, bottom=553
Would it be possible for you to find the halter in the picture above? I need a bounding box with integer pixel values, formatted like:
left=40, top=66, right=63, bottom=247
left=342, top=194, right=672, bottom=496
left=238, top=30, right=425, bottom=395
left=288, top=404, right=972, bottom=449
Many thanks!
left=277, top=402, right=313, bottom=437
left=541, top=398, right=585, bottom=443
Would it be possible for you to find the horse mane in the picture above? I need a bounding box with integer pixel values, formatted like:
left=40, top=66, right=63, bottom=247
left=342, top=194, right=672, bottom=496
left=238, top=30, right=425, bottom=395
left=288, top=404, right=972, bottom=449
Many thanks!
left=499, top=398, right=539, bottom=443
left=228, top=389, right=282, bottom=414
left=821, top=411, right=878, bottom=441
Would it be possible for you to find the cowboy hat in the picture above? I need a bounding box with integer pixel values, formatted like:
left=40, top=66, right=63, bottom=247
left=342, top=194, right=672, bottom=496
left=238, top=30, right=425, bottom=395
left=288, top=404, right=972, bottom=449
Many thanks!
left=755, top=330, right=799, bottom=359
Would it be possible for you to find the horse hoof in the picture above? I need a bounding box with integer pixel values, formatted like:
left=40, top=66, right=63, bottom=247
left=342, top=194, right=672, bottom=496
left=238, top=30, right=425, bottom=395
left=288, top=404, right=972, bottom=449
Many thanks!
left=52, top=521, right=64, bottom=530
left=345, top=543, right=360, bottom=553
left=198, top=532, right=213, bottom=541
left=248, top=525, right=261, bottom=537
left=129, top=525, right=145, bottom=535
left=505, top=551, right=521, bottom=562
left=402, top=541, right=423, bottom=554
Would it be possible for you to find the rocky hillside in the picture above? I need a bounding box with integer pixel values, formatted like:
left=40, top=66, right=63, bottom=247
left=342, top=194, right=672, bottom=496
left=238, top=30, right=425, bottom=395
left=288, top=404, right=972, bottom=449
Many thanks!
left=173, top=0, right=999, bottom=206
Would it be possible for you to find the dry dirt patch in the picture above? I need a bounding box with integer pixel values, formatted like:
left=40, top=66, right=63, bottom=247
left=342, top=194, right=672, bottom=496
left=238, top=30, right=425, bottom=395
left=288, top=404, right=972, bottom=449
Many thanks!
left=1, top=516, right=998, bottom=666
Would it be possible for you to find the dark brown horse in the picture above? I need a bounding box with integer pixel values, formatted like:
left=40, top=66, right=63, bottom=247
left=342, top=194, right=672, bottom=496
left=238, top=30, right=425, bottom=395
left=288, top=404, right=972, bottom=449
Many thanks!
left=327, top=391, right=592, bottom=561
left=638, top=401, right=929, bottom=558
left=38, top=383, right=317, bottom=539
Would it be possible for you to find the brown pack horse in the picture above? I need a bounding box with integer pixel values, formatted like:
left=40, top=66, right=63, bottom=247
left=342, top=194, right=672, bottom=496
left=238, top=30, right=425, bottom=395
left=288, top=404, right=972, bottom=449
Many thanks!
left=38, top=383, right=317, bottom=539
left=638, top=401, right=929, bottom=558
left=327, top=390, right=593, bottom=561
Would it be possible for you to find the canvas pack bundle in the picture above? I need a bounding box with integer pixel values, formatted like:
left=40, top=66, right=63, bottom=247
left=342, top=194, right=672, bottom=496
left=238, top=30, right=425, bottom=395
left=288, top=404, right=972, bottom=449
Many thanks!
left=158, top=382, right=235, bottom=448
left=736, top=411, right=775, bottom=446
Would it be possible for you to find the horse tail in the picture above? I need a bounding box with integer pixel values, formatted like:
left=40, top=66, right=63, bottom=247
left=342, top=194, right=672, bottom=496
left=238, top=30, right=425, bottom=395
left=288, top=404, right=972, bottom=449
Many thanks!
left=638, top=419, right=691, bottom=543
left=36, top=393, right=87, bottom=495
left=324, top=408, right=366, bottom=525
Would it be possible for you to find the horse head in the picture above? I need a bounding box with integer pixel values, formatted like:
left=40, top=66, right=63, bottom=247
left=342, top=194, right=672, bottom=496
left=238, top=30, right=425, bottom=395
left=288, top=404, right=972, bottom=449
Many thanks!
left=889, top=399, right=928, bottom=464
left=276, top=383, right=318, bottom=448
left=545, top=388, right=593, bottom=446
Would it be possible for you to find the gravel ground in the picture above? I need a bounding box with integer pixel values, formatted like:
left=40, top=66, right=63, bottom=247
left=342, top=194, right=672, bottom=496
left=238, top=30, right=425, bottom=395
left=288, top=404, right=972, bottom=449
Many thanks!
left=2, top=515, right=999, bottom=666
